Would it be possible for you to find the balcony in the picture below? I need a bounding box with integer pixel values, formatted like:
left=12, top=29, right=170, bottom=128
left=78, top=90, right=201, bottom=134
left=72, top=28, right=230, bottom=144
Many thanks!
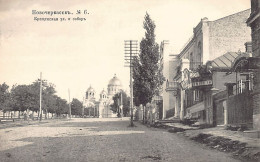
left=166, top=81, right=179, bottom=93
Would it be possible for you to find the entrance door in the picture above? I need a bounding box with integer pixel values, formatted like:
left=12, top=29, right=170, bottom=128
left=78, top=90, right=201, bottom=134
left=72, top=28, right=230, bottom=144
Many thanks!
left=216, top=101, right=225, bottom=125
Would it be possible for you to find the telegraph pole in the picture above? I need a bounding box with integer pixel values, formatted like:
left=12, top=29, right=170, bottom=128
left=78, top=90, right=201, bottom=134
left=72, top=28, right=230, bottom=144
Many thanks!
left=124, top=40, right=138, bottom=127
left=121, top=91, right=123, bottom=118
left=68, top=89, right=71, bottom=119
left=39, top=72, right=42, bottom=121
left=82, top=97, right=85, bottom=117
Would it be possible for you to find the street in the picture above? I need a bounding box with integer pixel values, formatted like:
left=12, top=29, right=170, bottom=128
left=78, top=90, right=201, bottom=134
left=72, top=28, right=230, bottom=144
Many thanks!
left=0, top=118, right=239, bottom=162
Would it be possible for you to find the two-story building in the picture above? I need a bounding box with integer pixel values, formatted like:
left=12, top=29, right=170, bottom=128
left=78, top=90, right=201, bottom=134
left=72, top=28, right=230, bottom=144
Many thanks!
left=165, top=9, right=251, bottom=121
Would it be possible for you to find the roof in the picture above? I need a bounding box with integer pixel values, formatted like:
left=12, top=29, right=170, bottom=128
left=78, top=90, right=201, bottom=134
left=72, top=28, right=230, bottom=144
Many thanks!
left=208, top=52, right=251, bottom=70
left=108, top=74, right=122, bottom=86
left=87, top=85, right=95, bottom=92
left=100, top=89, right=107, bottom=95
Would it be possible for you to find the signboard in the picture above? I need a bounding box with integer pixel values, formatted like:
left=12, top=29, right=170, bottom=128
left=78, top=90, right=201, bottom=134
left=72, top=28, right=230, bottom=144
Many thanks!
left=180, top=68, right=192, bottom=90
left=192, top=80, right=213, bottom=87
left=190, top=71, right=200, bottom=78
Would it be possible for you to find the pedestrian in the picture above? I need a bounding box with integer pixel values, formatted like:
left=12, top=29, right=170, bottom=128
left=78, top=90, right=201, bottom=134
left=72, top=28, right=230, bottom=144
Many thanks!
left=24, top=112, right=27, bottom=121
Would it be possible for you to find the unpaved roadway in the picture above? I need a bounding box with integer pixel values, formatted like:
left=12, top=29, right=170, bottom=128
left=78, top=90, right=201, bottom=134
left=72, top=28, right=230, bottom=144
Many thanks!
left=0, top=118, right=239, bottom=162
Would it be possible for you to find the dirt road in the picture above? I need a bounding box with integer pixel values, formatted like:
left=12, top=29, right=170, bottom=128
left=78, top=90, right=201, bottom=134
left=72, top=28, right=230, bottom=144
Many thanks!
left=0, top=118, right=239, bottom=162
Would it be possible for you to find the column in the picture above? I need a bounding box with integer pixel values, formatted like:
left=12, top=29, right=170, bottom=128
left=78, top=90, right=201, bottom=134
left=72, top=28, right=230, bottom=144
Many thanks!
left=174, top=92, right=179, bottom=118
left=180, top=89, right=185, bottom=120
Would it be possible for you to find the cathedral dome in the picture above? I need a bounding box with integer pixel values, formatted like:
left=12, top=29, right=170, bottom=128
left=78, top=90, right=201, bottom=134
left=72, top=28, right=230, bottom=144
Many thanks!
left=87, top=85, right=95, bottom=92
left=100, top=89, right=107, bottom=95
left=108, top=74, right=122, bottom=86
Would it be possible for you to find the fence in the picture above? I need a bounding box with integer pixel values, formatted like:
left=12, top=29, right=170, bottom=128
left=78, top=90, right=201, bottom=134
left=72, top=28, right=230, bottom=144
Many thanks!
left=226, top=91, right=253, bottom=126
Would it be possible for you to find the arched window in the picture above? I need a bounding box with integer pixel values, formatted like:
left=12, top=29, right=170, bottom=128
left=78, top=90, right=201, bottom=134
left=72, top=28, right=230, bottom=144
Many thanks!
left=198, top=42, right=202, bottom=66
left=190, top=52, right=193, bottom=70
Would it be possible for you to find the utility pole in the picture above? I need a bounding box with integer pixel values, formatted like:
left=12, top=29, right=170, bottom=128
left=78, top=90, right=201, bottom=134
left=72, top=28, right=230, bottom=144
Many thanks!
left=82, top=97, right=85, bottom=117
left=121, top=91, right=123, bottom=118
left=39, top=72, right=42, bottom=121
left=124, top=40, right=138, bottom=126
left=68, top=89, right=71, bottom=119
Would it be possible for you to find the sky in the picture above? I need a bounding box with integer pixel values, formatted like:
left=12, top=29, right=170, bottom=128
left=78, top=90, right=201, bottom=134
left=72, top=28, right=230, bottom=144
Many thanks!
left=0, top=0, right=250, bottom=102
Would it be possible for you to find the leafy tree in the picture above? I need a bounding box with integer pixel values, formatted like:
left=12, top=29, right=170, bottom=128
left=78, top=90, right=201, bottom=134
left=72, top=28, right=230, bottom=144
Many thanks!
left=110, top=91, right=130, bottom=117
left=1, top=79, right=70, bottom=118
left=10, top=84, right=36, bottom=112
left=71, top=98, right=83, bottom=116
left=133, top=13, right=164, bottom=107
left=54, top=96, right=69, bottom=116
left=0, top=83, right=11, bottom=112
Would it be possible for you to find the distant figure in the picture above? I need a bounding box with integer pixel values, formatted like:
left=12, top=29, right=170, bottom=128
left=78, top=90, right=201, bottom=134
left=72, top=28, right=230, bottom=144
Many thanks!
left=29, top=114, right=33, bottom=120
left=24, top=112, right=27, bottom=121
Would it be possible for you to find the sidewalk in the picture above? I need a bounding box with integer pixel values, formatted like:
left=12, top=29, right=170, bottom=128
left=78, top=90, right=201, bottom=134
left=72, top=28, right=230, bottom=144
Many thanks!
left=0, top=118, right=69, bottom=129
left=153, top=122, right=260, bottom=161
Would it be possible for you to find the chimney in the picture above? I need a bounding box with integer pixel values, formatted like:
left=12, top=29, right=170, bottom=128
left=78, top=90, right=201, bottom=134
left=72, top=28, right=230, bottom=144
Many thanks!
left=245, top=42, right=252, bottom=53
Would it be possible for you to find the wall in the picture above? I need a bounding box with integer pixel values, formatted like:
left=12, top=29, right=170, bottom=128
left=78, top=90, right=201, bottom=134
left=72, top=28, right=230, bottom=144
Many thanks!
left=252, top=91, right=260, bottom=130
left=212, top=72, right=237, bottom=91
left=209, top=9, right=251, bottom=60
left=251, top=17, right=260, bottom=57
left=226, top=92, right=253, bottom=126
left=213, top=90, right=228, bottom=126
left=179, top=20, right=204, bottom=68
left=248, top=0, right=260, bottom=131
left=161, top=41, right=176, bottom=119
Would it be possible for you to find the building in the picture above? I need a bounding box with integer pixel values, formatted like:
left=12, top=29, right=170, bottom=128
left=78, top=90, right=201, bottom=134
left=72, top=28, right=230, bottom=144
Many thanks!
left=246, top=0, right=260, bottom=130
left=188, top=50, right=253, bottom=126
left=84, top=74, right=123, bottom=118
left=160, top=40, right=176, bottom=119
left=165, top=9, right=252, bottom=120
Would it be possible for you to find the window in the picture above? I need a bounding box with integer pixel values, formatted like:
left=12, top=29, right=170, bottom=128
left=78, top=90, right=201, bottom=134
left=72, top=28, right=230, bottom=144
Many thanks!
left=198, top=42, right=201, bottom=57
left=193, top=90, right=200, bottom=101
left=190, top=53, right=193, bottom=69
left=206, top=95, right=212, bottom=107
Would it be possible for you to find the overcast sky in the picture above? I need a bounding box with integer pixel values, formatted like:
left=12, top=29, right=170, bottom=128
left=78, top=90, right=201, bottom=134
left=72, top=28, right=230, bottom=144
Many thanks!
left=0, top=0, right=250, bottom=101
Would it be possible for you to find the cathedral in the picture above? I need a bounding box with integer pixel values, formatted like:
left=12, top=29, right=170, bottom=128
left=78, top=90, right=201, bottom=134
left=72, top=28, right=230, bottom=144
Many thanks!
left=84, top=74, right=122, bottom=118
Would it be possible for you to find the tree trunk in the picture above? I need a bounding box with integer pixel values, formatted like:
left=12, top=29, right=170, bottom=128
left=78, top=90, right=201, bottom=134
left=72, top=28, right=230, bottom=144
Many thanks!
left=143, top=105, right=145, bottom=124
left=32, top=111, right=35, bottom=120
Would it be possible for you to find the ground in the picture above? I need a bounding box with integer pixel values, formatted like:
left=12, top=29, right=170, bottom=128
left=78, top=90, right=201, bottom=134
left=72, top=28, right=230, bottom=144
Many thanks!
left=0, top=118, right=240, bottom=162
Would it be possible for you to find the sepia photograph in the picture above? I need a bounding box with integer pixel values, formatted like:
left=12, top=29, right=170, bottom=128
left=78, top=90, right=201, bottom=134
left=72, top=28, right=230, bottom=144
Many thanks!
left=0, top=0, right=259, bottom=161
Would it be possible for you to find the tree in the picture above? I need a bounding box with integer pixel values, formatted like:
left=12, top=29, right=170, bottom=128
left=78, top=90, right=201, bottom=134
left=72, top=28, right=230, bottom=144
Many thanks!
left=71, top=98, right=83, bottom=116
left=133, top=13, right=164, bottom=107
left=1, top=79, right=70, bottom=119
left=110, top=91, right=130, bottom=117
left=0, top=83, right=12, bottom=112
left=54, top=96, right=69, bottom=116
left=10, top=85, right=36, bottom=112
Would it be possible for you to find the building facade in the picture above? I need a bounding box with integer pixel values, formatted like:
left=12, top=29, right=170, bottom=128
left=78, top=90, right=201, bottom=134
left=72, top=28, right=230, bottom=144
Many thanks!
left=246, top=0, right=260, bottom=130
left=160, top=40, right=176, bottom=119
left=165, top=9, right=252, bottom=121
left=190, top=51, right=253, bottom=126
left=84, top=74, right=123, bottom=118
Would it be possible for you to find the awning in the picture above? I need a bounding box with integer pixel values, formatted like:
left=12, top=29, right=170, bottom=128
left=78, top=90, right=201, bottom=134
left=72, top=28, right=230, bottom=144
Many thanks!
left=186, top=101, right=204, bottom=114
